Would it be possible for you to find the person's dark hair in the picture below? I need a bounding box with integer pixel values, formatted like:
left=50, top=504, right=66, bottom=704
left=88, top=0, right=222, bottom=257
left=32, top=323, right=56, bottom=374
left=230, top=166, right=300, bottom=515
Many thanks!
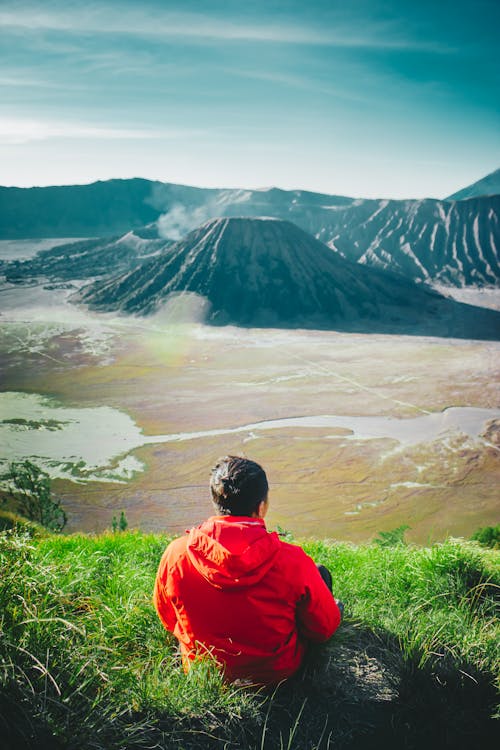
left=210, top=456, right=268, bottom=516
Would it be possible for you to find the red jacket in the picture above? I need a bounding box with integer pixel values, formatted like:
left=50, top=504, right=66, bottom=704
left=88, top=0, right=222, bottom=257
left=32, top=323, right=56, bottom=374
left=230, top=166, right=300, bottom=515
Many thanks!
left=153, top=516, right=341, bottom=685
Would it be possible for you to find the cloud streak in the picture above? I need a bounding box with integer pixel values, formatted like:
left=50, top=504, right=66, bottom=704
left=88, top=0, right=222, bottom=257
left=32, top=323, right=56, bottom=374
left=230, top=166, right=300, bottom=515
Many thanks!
left=0, top=3, right=450, bottom=52
left=0, top=117, right=202, bottom=145
left=0, top=74, right=62, bottom=88
left=223, top=67, right=373, bottom=105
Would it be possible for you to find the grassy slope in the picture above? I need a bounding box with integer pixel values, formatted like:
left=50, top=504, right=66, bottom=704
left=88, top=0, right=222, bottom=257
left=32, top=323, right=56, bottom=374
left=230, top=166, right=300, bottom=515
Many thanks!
left=0, top=529, right=498, bottom=750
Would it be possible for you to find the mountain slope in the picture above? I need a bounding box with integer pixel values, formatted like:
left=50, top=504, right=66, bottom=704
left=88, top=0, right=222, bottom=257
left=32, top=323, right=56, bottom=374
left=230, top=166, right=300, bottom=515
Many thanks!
left=447, top=168, right=500, bottom=201
left=320, top=196, right=500, bottom=287
left=4, top=230, right=171, bottom=282
left=77, top=217, right=500, bottom=339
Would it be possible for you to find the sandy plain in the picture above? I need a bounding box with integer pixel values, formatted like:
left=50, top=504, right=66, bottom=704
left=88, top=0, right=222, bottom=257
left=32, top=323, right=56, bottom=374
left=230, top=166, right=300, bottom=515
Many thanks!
left=1, top=281, right=498, bottom=544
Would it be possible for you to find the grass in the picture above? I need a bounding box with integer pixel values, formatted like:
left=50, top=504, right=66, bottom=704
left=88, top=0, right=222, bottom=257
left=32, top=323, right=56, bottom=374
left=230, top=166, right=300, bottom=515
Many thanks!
left=0, top=529, right=498, bottom=749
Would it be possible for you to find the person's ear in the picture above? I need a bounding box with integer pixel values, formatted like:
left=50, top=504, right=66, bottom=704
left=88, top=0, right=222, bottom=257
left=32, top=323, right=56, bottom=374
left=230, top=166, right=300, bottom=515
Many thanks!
left=258, top=496, right=269, bottom=518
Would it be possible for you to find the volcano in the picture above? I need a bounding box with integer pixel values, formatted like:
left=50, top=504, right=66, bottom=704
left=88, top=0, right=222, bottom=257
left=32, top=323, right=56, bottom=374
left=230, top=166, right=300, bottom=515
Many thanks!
left=77, top=217, right=500, bottom=338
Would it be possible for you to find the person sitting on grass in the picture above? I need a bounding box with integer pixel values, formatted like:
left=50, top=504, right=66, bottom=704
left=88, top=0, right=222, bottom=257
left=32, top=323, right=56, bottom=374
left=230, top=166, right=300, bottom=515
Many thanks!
left=153, top=455, right=342, bottom=686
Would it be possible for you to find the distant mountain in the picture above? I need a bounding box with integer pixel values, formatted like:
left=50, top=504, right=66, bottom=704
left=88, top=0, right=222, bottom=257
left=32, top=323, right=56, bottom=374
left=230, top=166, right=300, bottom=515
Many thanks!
left=0, top=178, right=214, bottom=239
left=2, top=178, right=499, bottom=288
left=77, top=217, right=500, bottom=339
left=319, top=196, right=500, bottom=287
left=0, top=179, right=353, bottom=240
left=4, top=230, right=171, bottom=283
left=447, top=168, right=500, bottom=201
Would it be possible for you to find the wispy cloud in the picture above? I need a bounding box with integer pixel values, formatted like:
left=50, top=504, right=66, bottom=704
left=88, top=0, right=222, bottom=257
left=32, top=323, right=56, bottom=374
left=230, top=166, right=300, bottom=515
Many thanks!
left=0, top=74, right=62, bottom=88
left=223, top=67, right=372, bottom=105
left=0, top=3, right=450, bottom=52
left=0, top=117, right=202, bottom=144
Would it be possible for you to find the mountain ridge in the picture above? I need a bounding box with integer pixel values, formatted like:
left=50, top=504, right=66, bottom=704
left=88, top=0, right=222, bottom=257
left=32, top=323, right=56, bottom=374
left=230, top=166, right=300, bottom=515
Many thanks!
left=446, top=168, right=500, bottom=201
left=2, top=176, right=499, bottom=290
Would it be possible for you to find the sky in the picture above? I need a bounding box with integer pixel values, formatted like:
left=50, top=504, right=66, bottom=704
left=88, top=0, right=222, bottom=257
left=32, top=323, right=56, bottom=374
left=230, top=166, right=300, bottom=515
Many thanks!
left=1, top=0, right=499, bottom=199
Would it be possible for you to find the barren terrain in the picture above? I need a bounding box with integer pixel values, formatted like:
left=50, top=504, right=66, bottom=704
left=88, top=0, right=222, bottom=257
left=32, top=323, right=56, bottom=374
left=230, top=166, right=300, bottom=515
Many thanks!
left=1, top=275, right=498, bottom=543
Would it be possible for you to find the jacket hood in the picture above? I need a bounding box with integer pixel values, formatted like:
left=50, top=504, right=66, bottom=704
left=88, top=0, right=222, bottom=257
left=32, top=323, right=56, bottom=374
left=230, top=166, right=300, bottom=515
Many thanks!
left=186, top=516, right=281, bottom=589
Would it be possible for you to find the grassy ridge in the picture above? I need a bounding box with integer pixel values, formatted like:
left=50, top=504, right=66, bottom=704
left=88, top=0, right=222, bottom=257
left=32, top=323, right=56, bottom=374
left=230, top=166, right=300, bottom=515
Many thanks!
left=0, top=530, right=498, bottom=749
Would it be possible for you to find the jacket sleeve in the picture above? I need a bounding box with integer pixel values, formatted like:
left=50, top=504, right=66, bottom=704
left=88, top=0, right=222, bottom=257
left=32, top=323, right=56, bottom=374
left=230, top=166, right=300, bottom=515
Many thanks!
left=153, top=545, right=178, bottom=633
left=294, top=550, right=341, bottom=642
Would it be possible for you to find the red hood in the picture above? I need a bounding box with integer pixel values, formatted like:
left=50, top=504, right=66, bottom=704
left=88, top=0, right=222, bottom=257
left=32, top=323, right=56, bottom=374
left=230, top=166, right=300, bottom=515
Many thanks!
left=186, top=516, right=280, bottom=589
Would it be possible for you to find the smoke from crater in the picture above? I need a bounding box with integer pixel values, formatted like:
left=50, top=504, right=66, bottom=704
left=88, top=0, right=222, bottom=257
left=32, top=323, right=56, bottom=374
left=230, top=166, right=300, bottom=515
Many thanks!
left=157, top=203, right=213, bottom=241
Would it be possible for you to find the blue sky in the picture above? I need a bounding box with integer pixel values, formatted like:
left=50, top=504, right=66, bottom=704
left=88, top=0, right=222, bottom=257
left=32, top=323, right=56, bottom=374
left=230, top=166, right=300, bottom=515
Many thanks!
left=1, top=0, right=499, bottom=198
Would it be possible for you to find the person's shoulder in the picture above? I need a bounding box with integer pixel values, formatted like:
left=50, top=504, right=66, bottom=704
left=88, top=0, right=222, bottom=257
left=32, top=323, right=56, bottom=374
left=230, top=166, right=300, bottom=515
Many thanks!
left=277, top=539, right=313, bottom=567
left=165, top=534, right=189, bottom=556
left=159, top=534, right=189, bottom=568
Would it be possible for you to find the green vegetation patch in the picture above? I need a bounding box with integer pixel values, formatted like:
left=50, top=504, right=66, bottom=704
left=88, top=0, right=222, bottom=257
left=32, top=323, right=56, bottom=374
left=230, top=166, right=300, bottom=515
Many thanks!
left=0, top=531, right=498, bottom=749
left=1, top=418, right=68, bottom=431
left=471, top=524, right=500, bottom=550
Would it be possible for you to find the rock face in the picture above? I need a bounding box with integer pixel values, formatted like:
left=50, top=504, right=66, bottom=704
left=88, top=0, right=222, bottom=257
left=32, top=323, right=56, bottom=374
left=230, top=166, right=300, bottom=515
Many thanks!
left=77, top=217, right=500, bottom=339
left=318, top=195, right=500, bottom=287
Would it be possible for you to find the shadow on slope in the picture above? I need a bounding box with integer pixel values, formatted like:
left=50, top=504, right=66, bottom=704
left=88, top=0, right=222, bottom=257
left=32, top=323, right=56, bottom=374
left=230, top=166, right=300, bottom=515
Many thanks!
left=268, top=621, right=498, bottom=750
left=221, top=296, right=500, bottom=342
